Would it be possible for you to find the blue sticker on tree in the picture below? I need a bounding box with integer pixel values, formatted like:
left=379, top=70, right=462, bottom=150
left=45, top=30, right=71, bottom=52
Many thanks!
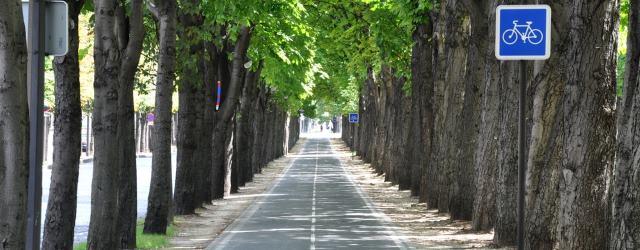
left=496, top=5, right=551, bottom=60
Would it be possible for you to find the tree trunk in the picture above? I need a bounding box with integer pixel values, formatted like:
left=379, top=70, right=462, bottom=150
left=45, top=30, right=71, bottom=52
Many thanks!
left=555, top=2, right=617, bottom=248
left=611, top=0, right=640, bottom=248
left=525, top=1, right=618, bottom=249
left=236, top=64, right=262, bottom=186
left=449, top=0, right=490, bottom=221
left=173, top=0, right=205, bottom=214
left=398, top=92, right=412, bottom=190
left=212, top=25, right=252, bottom=199
left=251, top=86, right=268, bottom=174
left=373, top=70, right=387, bottom=176
left=44, top=114, right=51, bottom=162
left=437, top=0, right=469, bottom=214
left=144, top=0, right=177, bottom=234
left=525, top=57, right=563, bottom=250
left=135, top=113, right=141, bottom=153
left=224, top=120, right=235, bottom=196
left=493, top=60, right=521, bottom=246
left=87, top=114, right=92, bottom=156
left=116, top=1, right=145, bottom=246
left=409, top=16, right=435, bottom=200
left=42, top=1, right=84, bottom=248
left=88, top=0, right=144, bottom=248
left=174, top=75, right=201, bottom=214
left=88, top=1, right=127, bottom=247
left=197, top=43, right=215, bottom=205
left=426, top=1, right=449, bottom=209
left=0, top=1, right=29, bottom=248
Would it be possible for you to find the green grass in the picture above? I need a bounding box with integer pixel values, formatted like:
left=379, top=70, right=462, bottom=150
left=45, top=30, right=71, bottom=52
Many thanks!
left=73, top=242, right=87, bottom=250
left=73, top=221, right=175, bottom=250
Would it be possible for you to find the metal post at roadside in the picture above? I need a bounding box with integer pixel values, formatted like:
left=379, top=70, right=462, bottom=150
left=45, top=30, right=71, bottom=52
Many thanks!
left=517, top=60, right=526, bottom=250
left=26, top=0, right=46, bottom=249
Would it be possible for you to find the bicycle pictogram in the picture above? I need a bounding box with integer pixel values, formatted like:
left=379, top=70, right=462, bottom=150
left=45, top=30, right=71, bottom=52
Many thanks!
left=502, top=20, right=544, bottom=45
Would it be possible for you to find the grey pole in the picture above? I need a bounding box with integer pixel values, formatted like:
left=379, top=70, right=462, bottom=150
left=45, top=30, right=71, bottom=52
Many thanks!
left=517, top=60, right=526, bottom=250
left=517, top=3, right=528, bottom=249
left=26, top=0, right=46, bottom=249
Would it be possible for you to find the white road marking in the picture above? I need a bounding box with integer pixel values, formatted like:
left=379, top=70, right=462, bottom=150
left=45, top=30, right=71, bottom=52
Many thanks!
left=310, top=141, right=319, bottom=250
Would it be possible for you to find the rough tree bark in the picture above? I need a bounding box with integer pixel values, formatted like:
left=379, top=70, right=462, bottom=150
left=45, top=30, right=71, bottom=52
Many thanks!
left=0, top=1, right=29, bottom=248
left=174, top=75, right=201, bottom=214
left=426, top=0, right=450, bottom=209
left=409, top=14, right=435, bottom=200
left=173, top=0, right=205, bottom=214
left=437, top=0, right=469, bottom=214
left=42, top=0, right=85, bottom=248
left=398, top=92, right=412, bottom=190
left=251, top=85, right=268, bottom=174
left=493, top=60, right=521, bottom=246
left=449, top=0, right=489, bottom=221
left=373, top=69, right=387, bottom=175
left=88, top=0, right=144, bottom=248
left=470, top=0, right=499, bottom=231
left=555, top=2, right=618, bottom=249
left=144, top=0, right=177, bottom=234
left=196, top=42, right=215, bottom=205
left=611, top=0, right=640, bottom=248
left=116, top=1, right=145, bottom=247
left=236, top=63, right=263, bottom=187
left=526, top=1, right=618, bottom=249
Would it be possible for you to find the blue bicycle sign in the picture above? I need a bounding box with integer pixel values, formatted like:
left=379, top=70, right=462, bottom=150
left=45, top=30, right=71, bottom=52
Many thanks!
left=496, top=5, right=551, bottom=60
left=502, top=20, right=543, bottom=45
left=348, top=113, right=359, bottom=124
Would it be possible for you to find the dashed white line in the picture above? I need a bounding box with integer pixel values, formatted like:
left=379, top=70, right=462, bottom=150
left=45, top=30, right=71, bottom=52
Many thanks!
left=310, top=141, right=319, bottom=250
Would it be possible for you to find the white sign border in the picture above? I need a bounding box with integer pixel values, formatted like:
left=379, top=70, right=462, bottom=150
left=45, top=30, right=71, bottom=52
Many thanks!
left=348, top=113, right=359, bottom=123
left=495, top=4, right=551, bottom=61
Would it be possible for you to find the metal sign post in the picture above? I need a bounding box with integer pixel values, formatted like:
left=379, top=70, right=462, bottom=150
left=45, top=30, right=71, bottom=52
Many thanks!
left=26, top=0, right=46, bottom=249
left=495, top=4, right=551, bottom=250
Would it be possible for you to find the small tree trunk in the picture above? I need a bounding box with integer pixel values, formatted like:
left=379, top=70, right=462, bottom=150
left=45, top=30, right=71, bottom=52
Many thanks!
left=223, top=121, right=235, bottom=197
left=42, top=1, right=84, bottom=248
left=409, top=17, right=435, bottom=199
left=554, top=2, right=618, bottom=247
left=135, top=113, right=140, bottom=153
left=88, top=0, right=144, bottom=248
left=44, top=114, right=50, bottom=162
left=144, top=0, right=177, bottom=234
left=174, top=77, right=201, bottom=214
left=611, top=0, right=640, bottom=248
left=436, top=0, right=469, bottom=214
left=173, top=4, right=205, bottom=212
left=236, top=64, right=262, bottom=186
left=0, top=1, right=29, bottom=248
left=86, top=114, right=92, bottom=156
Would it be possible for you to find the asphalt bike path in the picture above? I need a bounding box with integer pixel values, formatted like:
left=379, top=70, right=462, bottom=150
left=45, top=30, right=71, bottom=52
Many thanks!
left=207, top=137, right=409, bottom=250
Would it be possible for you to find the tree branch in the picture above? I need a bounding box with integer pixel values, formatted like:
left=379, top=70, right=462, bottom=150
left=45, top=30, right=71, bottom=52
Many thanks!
left=120, top=0, right=145, bottom=77
left=220, top=25, right=253, bottom=121
left=147, top=0, right=160, bottom=21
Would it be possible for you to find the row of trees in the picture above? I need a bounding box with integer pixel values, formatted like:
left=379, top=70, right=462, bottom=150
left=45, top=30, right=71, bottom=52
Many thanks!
left=339, top=0, right=640, bottom=249
left=0, top=0, right=311, bottom=249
